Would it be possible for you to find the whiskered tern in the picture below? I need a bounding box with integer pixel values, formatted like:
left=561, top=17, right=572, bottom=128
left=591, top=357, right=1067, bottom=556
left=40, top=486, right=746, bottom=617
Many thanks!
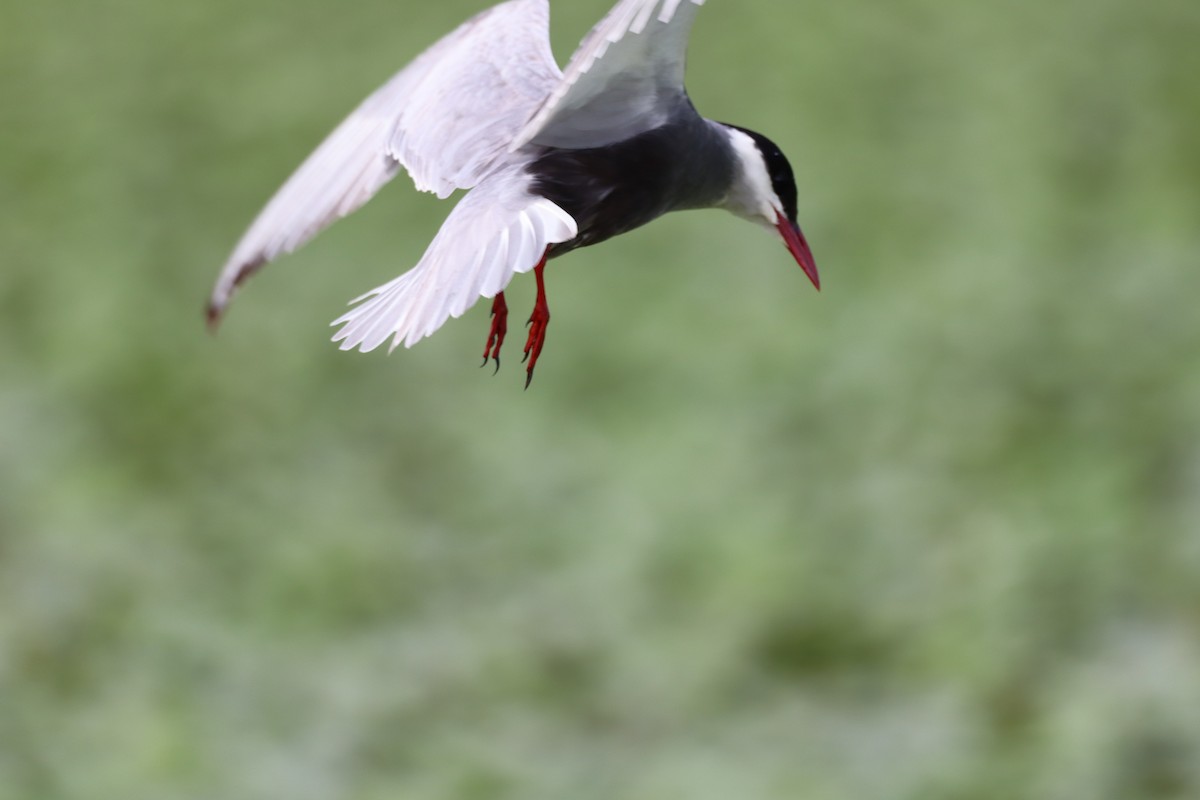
left=208, top=0, right=820, bottom=386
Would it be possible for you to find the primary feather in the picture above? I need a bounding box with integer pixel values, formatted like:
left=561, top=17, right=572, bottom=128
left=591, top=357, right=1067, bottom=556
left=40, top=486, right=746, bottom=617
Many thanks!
left=514, top=0, right=705, bottom=149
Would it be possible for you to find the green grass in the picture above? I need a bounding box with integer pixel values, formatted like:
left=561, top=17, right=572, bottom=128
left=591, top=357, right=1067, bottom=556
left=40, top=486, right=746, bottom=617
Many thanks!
left=2, top=0, right=1199, bottom=798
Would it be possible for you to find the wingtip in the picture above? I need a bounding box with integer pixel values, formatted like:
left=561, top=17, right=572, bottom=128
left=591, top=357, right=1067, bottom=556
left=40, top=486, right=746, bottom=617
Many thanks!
left=206, top=254, right=268, bottom=334
left=205, top=299, right=225, bottom=334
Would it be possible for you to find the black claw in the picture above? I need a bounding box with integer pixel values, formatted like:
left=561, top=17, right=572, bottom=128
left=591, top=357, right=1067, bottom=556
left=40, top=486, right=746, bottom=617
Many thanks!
left=492, top=356, right=501, bottom=375
left=524, top=369, right=534, bottom=390
left=522, top=350, right=529, bottom=364
left=481, top=357, right=489, bottom=368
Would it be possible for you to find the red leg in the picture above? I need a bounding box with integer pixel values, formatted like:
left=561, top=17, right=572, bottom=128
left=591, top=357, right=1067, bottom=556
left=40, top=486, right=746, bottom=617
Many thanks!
left=522, top=250, right=551, bottom=388
left=481, top=292, right=508, bottom=372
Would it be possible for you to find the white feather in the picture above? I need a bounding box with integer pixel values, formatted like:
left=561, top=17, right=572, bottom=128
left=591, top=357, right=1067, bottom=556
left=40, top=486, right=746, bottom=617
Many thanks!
left=512, top=0, right=705, bottom=149
left=209, top=0, right=559, bottom=320
left=722, top=126, right=782, bottom=224
left=330, top=166, right=577, bottom=353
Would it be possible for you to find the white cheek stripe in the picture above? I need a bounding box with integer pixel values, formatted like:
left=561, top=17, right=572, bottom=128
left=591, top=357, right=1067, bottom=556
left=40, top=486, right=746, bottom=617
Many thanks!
left=726, top=128, right=781, bottom=220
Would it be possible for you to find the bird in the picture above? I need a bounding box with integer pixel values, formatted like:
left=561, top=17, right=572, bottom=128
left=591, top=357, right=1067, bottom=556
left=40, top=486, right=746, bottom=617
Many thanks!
left=207, top=0, right=819, bottom=387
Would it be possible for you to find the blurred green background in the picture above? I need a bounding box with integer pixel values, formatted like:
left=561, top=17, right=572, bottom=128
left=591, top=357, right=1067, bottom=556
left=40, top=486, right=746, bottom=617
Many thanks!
left=3, top=0, right=1200, bottom=797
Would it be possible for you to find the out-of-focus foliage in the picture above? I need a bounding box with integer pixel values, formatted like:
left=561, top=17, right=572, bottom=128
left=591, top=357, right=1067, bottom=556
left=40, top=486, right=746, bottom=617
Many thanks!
left=2, top=0, right=1199, bottom=797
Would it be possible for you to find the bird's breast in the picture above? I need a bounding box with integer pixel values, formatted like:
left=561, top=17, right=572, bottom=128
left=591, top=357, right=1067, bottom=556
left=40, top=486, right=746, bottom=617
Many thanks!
left=526, top=117, right=734, bottom=258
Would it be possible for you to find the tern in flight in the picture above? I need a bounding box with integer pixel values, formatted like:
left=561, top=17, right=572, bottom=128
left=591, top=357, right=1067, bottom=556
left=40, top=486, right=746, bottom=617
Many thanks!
left=208, top=0, right=820, bottom=386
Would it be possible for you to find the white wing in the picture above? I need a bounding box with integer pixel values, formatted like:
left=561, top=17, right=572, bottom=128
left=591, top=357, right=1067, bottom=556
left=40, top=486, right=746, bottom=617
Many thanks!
left=512, top=0, right=705, bottom=150
left=208, top=0, right=560, bottom=324
left=331, top=165, right=577, bottom=352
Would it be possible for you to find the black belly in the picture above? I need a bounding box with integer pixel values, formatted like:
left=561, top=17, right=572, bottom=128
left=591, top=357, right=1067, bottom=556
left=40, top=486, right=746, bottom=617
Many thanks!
left=526, top=116, right=733, bottom=259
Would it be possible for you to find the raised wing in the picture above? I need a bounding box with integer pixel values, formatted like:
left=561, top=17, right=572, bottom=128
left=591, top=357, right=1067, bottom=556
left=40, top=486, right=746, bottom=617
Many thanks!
left=331, top=165, right=577, bottom=352
left=512, top=0, right=705, bottom=150
left=208, top=0, right=560, bottom=325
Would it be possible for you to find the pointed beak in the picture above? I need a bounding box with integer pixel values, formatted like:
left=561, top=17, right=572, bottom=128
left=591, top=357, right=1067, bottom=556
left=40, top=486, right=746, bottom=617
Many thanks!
left=776, top=213, right=820, bottom=291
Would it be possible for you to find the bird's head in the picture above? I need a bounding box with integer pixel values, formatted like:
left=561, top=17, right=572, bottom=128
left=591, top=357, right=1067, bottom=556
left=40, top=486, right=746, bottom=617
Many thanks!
left=719, top=124, right=819, bottom=290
